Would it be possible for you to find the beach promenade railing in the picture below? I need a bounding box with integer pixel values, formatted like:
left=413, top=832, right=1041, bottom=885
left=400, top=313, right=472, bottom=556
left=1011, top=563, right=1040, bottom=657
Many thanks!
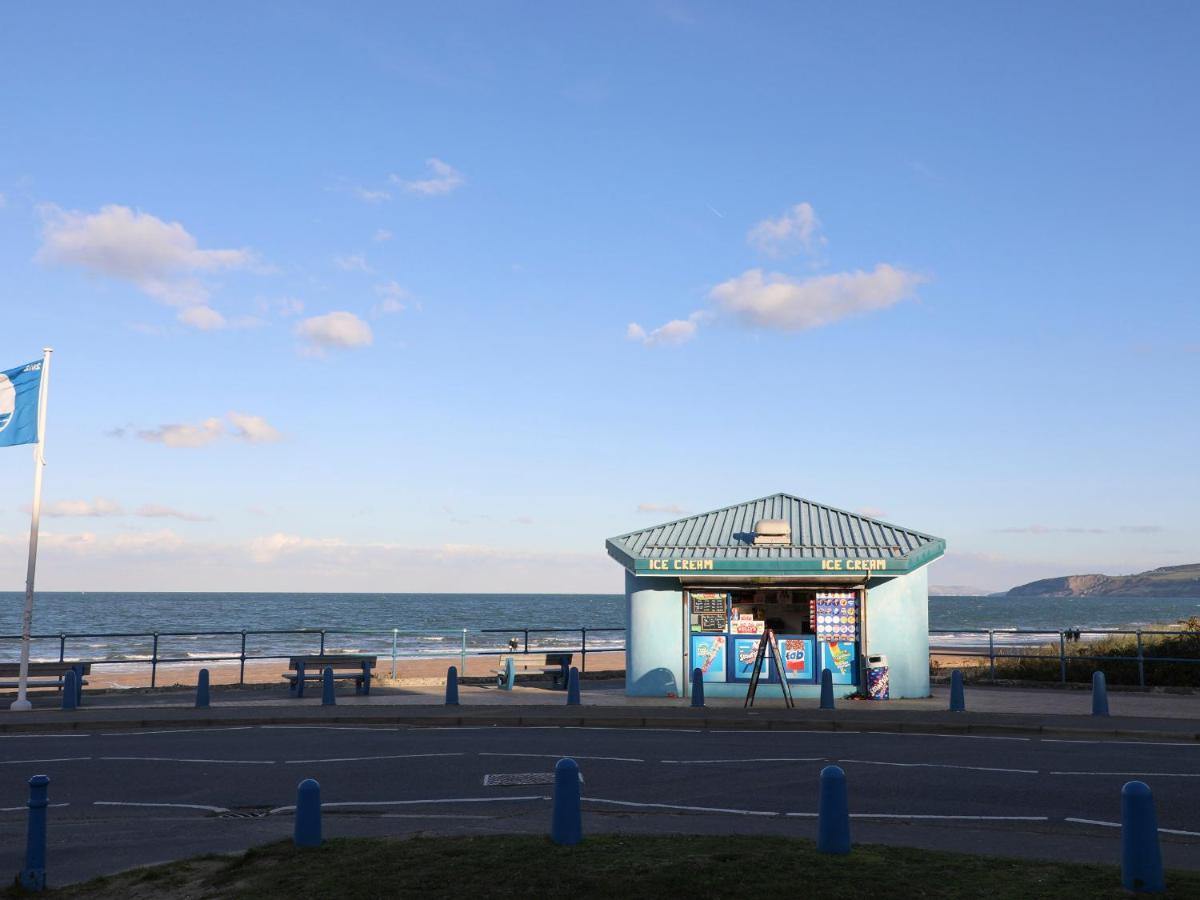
left=0, top=626, right=626, bottom=687
left=930, top=628, right=1200, bottom=687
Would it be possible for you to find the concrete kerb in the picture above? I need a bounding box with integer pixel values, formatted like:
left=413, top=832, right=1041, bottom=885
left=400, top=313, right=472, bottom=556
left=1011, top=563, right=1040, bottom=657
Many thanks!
left=1, top=704, right=1199, bottom=741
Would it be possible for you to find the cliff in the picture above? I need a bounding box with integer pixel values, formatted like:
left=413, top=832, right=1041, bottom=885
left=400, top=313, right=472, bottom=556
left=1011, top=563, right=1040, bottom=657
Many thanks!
left=1007, top=564, right=1200, bottom=597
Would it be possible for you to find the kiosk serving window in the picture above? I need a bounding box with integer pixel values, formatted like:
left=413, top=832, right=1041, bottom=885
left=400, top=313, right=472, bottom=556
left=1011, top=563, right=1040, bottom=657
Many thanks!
left=688, top=588, right=861, bottom=687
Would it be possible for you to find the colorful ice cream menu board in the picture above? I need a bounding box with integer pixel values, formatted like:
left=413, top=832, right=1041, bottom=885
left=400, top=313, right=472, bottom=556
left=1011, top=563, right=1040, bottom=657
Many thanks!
left=814, top=591, right=858, bottom=641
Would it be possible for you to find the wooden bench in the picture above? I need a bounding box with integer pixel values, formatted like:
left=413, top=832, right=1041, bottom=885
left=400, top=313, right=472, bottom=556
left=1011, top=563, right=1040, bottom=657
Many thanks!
left=0, top=662, right=90, bottom=703
left=493, top=653, right=573, bottom=690
left=282, top=655, right=376, bottom=698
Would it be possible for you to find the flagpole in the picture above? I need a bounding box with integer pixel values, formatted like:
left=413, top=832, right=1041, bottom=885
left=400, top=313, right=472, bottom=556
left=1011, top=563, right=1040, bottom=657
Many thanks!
left=11, top=348, right=52, bottom=712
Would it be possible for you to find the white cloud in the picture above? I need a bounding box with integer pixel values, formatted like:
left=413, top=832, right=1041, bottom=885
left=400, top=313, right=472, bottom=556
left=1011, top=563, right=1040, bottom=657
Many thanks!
left=373, top=229, right=393, bottom=243
left=177, top=305, right=226, bottom=330
left=249, top=532, right=347, bottom=564
left=227, top=412, right=283, bottom=443
left=134, top=504, right=212, bottom=522
left=138, top=417, right=226, bottom=448
left=135, top=412, right=282, bottom=448
left=747, top=202, right=825, bottom=260
left=626, top=311, right=709, bottom=347
left=709, top=264, right=926, bottom=331
left=856, top=506, right=889, bottom=520
left=295, top=311, right=374, bottom=353
left=372, top=281, right=411, bottom=315
left=637, top=503, right=688, bottom=514
left=36, top=204, right=256, bottom=324
left=111, top=528, right=186, bottom=554
left=333, top=253, right=372, bottom=273
left=352, top=186, right=390, bottom=204
left=392, top=158, right=465, bottom=196
left=43, top=498, right=123, bottom=517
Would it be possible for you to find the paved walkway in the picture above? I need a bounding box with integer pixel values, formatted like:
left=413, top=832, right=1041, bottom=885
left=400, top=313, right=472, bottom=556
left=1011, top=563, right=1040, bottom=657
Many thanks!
left=3, top=678, right=1200, bottom=740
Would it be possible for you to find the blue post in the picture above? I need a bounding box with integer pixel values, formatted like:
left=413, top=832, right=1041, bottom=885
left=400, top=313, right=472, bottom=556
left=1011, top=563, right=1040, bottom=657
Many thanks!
left=322, top=666, right=335, bottom=706
left=195, top=668, right=210, bottom=709
left=499, top=656, right=515, bottom=691
left=551, top=758, right=582, bottom=846
left=1121, top=781, right=1164, bottom=893
left=817, top=765, right=851, bottom=855
left=691, top=667, right=705, bottom=708
left=293, top=779, right=322, bottom=848
left=61, top=670, right=77, bottom=711
left=949, top=669, right=965, bottom=712
left=72, top=664, right=83, bottom=707
left=819, top=668, right=835, bottom=710
left=566, top=667, right=581, bottom=705
left=20, top=775, right=49, bottom=891
left=1092, top=670, right=1109, bottom=717
left=445, top=665, right=459, bottom=706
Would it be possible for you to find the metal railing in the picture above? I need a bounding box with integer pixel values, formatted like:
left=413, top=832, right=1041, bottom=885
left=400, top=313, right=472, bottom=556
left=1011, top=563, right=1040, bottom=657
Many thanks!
left=0, top=626, right=625, bottom=687
left=929, top=628, right=1200, bottom=687
left=478, top=627, right=626, bottom=673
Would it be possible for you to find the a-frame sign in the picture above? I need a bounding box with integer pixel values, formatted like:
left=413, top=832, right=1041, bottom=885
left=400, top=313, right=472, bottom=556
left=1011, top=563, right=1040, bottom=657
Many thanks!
left=743, top=628, right=794, bottom=709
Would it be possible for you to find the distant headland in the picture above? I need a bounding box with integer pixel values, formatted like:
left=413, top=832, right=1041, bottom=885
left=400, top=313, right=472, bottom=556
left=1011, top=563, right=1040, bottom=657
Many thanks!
left=1006, top=564, right=1200, bottom=597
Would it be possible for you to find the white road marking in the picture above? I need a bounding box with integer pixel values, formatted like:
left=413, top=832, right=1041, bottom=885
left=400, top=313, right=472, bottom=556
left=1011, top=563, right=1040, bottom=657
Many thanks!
left=839, top=759, right=1038, bottom=775
left=94, top=801, right=229, bottom=813
left=105, top=727, right=257, bottom=736
left=480, top=753, right=644, bottom=763
left=269, top=796, right=549, bottom=815
left=866, top=732, right=1031, bottom=742
left=1051, top=771, right=1200, bottom=778
left=0, top=734, right=89, bottom=739
left=0, top=757, right=92, bottom=765
left=260, top=725, right=402, bottom=732
left=1065, top=817, right=1200, bottom=837
left=284, top=753, right=464, bottom=764
left=583, top=797, right=778, bottom=817
left=99, top=756, right=274, bottom=765
left=379, top=813, right=495, bottom=819
left=848, top=814, right=1049, bottom=821
left=0, top=802, right=70, bottom=812
left=1044, top=739, right=1200, bottom=748
left=704, top=730, right=860, bottom=736
left=660, top=757, right=825, bottom=765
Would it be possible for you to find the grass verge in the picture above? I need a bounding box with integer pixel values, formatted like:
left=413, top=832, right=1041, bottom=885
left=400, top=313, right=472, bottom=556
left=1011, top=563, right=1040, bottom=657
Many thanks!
left=9, top=834, right=1200, bottom=900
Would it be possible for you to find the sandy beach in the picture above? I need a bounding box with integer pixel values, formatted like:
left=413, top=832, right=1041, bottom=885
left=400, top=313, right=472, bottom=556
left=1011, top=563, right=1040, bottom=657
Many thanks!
left=71, top=650, right=629, bottom=691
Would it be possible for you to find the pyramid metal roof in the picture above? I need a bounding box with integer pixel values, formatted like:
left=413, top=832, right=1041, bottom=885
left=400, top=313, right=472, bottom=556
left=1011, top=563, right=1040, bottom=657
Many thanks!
left=606, top=492, right=944, bottom=578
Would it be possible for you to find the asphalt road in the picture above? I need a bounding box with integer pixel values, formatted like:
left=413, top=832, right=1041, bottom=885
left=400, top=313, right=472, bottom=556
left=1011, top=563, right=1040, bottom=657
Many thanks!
left=3, top=724, right=1199, bottom=885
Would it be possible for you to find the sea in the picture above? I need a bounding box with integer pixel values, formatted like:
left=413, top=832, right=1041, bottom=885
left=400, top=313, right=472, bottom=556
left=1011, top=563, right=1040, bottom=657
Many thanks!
left=1, top=591, right=1198, bottom=666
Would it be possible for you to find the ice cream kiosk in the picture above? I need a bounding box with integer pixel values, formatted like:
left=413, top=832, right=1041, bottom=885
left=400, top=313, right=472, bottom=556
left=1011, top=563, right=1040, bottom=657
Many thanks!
left=606, top=493, right=945, bottom=701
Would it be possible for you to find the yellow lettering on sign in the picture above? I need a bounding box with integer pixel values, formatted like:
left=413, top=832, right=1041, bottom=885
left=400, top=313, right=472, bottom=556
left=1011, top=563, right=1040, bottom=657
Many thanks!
left=671, top=559, right=714, bottom=571
left=825, top=559, right=886, bottom=571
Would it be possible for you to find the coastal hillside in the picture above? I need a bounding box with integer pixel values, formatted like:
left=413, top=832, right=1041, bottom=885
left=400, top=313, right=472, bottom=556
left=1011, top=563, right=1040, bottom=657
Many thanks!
left=1007, top=564, right=1200, bottom=597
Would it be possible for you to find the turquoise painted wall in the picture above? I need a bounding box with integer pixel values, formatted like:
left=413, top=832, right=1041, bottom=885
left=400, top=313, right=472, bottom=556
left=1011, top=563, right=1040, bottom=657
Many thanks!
left=625, top=572, right=684, bottom=697
left=863, top=567, right=930, bottom=698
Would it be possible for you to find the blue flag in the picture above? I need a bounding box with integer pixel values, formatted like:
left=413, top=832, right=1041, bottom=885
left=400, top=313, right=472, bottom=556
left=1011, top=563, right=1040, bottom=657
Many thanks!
left=0, top=359, right=43, bottom=448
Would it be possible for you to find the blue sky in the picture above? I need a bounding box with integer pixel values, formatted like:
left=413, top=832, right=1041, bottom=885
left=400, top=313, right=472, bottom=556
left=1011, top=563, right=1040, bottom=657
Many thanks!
left=0, top=2, right=1196, bottom=593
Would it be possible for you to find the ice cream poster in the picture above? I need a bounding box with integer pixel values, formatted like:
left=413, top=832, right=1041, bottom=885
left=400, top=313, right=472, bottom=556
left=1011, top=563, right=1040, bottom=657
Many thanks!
left=690, top=635, right=727, bottom=682
left=733, top=638, right=765, bottom=679
left=780, top=638, right=811, bottom=680
left=821, top=641, right=857, bottom=684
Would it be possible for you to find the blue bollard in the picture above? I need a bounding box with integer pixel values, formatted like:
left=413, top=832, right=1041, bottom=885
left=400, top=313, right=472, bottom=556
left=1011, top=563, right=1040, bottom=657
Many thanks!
left=817, top=765, right=851, bottom=855
left=322, top=666, right=335, bottom=706
left=20, top=775, right=49, bottom=891
left=551, top=758, right=582, bottom=846
left=61, top=670, right=77, bottom=712
left=819, top=668, right=835, bottom=710
left=566, top=667, right=581, bottom=706
left=498, top=656, right=516, bottom=691
left=1092, top=670, right=1109, bottom=717
left=195, top=668, right=210, bottom=709
left=294, top=778, right=322, bottom=848
left=1121, top=781, right=1164, bottom=893
left=949, top=669, right=965, bottom=712
left=691, top=667, right=705, bottom=708
left=445, top=665, right=459, bottom=706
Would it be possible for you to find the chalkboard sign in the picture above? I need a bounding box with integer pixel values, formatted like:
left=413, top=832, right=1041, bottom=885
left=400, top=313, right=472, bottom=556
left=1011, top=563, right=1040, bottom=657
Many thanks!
left=690, top=592, right=728, bottom=615
left=699, top=613, right=727, bottom=631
